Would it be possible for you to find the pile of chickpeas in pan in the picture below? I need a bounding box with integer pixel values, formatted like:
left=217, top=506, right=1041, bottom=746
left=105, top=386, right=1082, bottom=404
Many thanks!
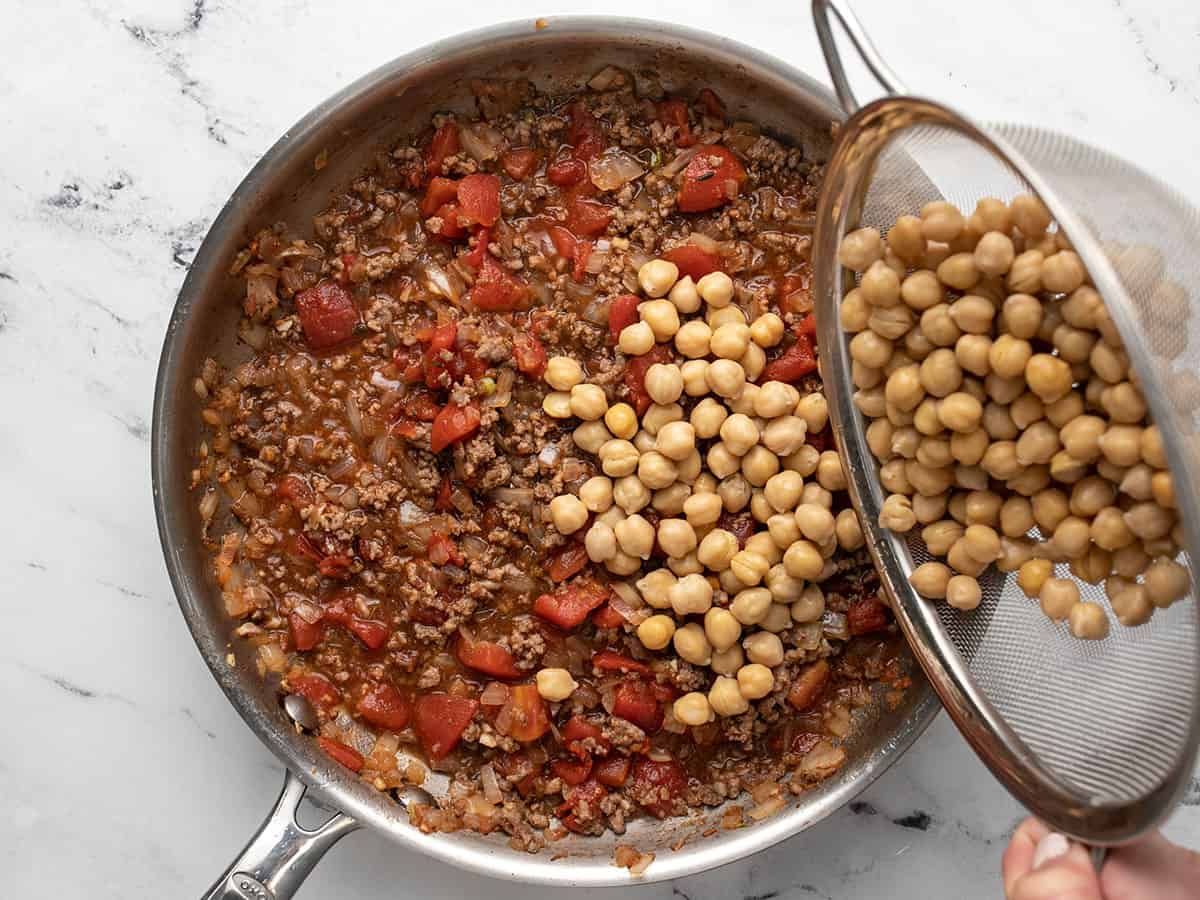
left=838, top=194, right=1190, bottom=639
left=540, top=260, right=863, bottom=725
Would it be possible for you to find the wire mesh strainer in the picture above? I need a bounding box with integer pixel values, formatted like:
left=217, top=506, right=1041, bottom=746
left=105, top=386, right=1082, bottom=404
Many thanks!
left=810, top=0, right=1200, bottom=845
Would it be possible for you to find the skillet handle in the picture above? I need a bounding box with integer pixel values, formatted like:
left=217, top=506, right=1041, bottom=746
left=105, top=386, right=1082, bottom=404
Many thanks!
left=811, top=0, right=907, bottom=115
left=201, top=770, right=360, bottom=900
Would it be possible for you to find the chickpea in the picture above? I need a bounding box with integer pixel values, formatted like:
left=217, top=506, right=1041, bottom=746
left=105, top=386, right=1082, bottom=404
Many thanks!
left=742, top=446, right=780, bottom=486
left=653, top=483, right=692, bottom=516
left=849, top=331, right=894, bottom=371
left=719, top=413, right=759, bottom=456
left=760, top=602, right=794, bottom=632
left=727, top=549, right=768, bottom=586
left=542, top=391, right=573, bottom=418
left=1051, top=516, right=1091, bottom=559
left=633, top=429, right=657, bottom=453
left=960, top=523, right=1001, bottom=562
left=1069, top=545, right=1112, bottom=584
left=697, top=528, right=739, bottom=572
left=595, top=505, right=625, bottom=529
left=937, top=391, right=983, bottom=433
left=748, top=384, right=796, bottom=422
left=921, top=201, right=965, bottom=242
left=1014, top=421, right=1060, bottom=467
left=696, top=608, right=740, bottom=654
left=899, top=270, right=944, bottom=314
left=718, top=474, right=752, bottom=512
left=762, top=416, right=808, bottom=457
left=647, top=419, right=692, bottom=462
left=693, top=270, right=734, bottom=308
left=1152, top=471, right=1175, bottom=508
left=918, top=520, right=959, bottom=557
left=734, top=664, right=774, bottom=701
left=758, top=469, right=801, bottom=512
left=1110, top=580, right=1153, bottom=627
left=544, top=356, right=584, bottom=392
left=885, top=364, right=925, bottom=412
left=572, top=420, right=612, bottom=454
left=841, top=288, right=872, bottom=332
left=673, top=322, right=713, bottom=362
left=791, top=505, right=833, bottom=547
left=683, top=491, right=723, bottom=528
left=1112, top=543, right=1150, bottom=579
left=710, top=645, right=745, bottom=677
left=1090, top=341, right=1129, bottom=384
left=884, top=214, right=924, bottom=262
left=908, top=561, right=952, bottom=599
left=532, top=667, right=581, bottom=705
left=743, top=631, right=785, bottom=667
left=637, top=614, right=677, bottom=651
left=664, top=273, right=701, bottom=313
left=738, top=342, right=764, bottom=384
left=614, top=514, right=656, bottom=559
left=657, top=518, right=698, bottom=559
left=707, top=359, right=747, bottom=398
left=613, top=474, right=651, bottom=514
left=549, top=494, right=588, bottom=534
left=1009, top=392, right=1045, bottom=431
left=1005, top=249, right=1044, bottom=294
left=708, top=676, right=750, bottom=717
left=599, top=439, right=640, bottom=477
left=567, top=383, right=608, bottom=421
left=913, top=492, right=949, bottom=524
left=815, top=451, right=847, bottom=491
left=638, top=259, right=680, bottom=298
left=835, top=508, right=865, bottom=551
left=955, top=334, right=992, bottom=377
left=705, top=442, right=739, bottom=479
left=618, top=320, right=656, bottom=355
left=1042, top=250, right=1086, bottom=294
left=741, top=310, right=786, bottom=348
left=1098, top=424, right=1143, bottom=467
left=763, top=514, right=800, bottom=551
left=1068, top=602, right=1109, bottom=640
left=1016, top=558, right=1052, bottom=598
left=1101, top=382, right=1147, bottom=425
left=785, top=444, right=821, bottom=478
left=682, top=401, right=725, bottom=445
left=879, top=458, right=911, bottom=494
left=838, top=226, right=883, bottom=271
left=782, top=539, right=824, bottom=579
left=1124, top=502, right=1174, bottom=542
left=636, top=568, right=677, bottom=609
left=878, top=493, right=917, bottom=532
left=971, top=231, right=1014, bottom=277
left=703, top=323, right=747, bottom=362
left=1145, top=558, right=1189, bottom=608
left=584, top=522, right=617, bottom=562
left=640, top=366, right=684, bottom=410
left=855, top=258, right=898, bottom=306
left=1059, top=415, right=1105, bottom=463
left=672, top=691, right=713, bottom=726
left=1010, top=194, right=1051, bottom=237
left=1091, top=506, right=1135, bottom=551
left=916, top=348, right=962, bottom=399
left=1139, top=425, right=1166, bottom=469
left=855, top=386, right=887, bottom=418
left=672, top=623, right=713, bottom=667
left=946, top=575, right=982, bottom=611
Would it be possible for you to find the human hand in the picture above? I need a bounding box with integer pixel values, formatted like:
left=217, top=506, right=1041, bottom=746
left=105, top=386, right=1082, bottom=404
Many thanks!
left=1002, top=817, right=1200, bottom=899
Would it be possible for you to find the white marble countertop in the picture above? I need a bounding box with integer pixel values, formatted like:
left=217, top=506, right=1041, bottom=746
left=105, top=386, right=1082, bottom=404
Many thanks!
left=3, top=0, right=1199, bottom=896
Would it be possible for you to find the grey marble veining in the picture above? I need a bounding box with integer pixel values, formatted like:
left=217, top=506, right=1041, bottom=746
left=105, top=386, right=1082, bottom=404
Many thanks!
left=2, top=1, right=1199, bottom=896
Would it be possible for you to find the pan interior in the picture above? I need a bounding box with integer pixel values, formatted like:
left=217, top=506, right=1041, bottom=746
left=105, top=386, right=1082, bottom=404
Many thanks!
left=152, top=17, right=938, bottom=886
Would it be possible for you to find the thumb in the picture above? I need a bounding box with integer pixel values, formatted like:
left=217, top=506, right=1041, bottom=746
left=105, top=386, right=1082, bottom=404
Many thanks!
left=1009, top=832, right=1103, bottom=900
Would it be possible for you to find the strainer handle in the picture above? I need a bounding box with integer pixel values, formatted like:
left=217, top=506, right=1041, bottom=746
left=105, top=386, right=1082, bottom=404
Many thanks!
left=811, top=0, right=908, bottom=114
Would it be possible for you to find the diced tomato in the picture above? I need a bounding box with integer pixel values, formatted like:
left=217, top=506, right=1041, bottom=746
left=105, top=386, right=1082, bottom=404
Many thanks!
left=760, top=333, right=818, bottom=384
left=565, top=194, right=611, bottom=237
left=594, top=755, right=631, bottom=787
left=467, top=254, right=531, bottom=312
left=495, top=752, right=537, bottom=796
left=562, top=715, right=607, bottom=747
left=591, top=603, right=625, bottom=629
left=414, top=694, right=478, bottom=759
left=435, top=476, right=454, bottom=512
left=290, top=533, right=324, bottom=563
left=698, top=88, right=725, bottom=118
left=566, top=101, right=606, bottom=161
left=717, top=510, right=757, bottom=549
left=795, top=313, right=818, bottom=338
left=547, top=157, right=587, bottom=187
left=630, top=756, right=688, bottom=818
left=548, top=225, right=593, bottom=283
left=289, top=613, right=325, bottom=651
left=533, top=579, right=610, bottom=630
left=656, top=99, right=696, bottom=147
left=426, top=533, right=464, bottom=566
left=431, top=202, right=468, bottom=240
left=356, top=682, right=412, bottom=730
left=612, top=680, right=663, bottom=734
left=317, top=736, right=365, bottom=772
left=456, top=173, right=501, bottom=227
left=787, top=659, right=831, bottom=712
left=501, top=148, right=538, bottom=181
left=424, top=123, right=460, bottom=178
left=622, top=344, right=674, bottom=415
left=463, top=226, right=491, bottom=269
left=661, top=244, right=723, bottom=281
left=558, top=778, right=608, bottom=833
left=677, top=145, right=748, bottom=213
left=847, top=597, right=892, bottom=635
left=420, top=320, right=458, bottom=352
left=790, top=731, right=822, bottom=756
left=778, top=268, right=814, bottom=315
left=545, top=544, right=589, bottom=583
left=501, top=684, right=550, bottom=742
left=295, top=281, right=359, bottom=350
left=592, top=650, right=652, bottom=677
left=430, top=402, right=481, bottom=453
left=459, top=346, right=488, bottom=380
left=607, top=293, right=641, bottom=342
left=289, top=673, right=341, bottom=711
left=346, top=617, right=389, bottom=650
left=456, top=637, right=522, bottom=680
left=391, top=419, right=420, bottom=439
left=420, top=176, right=461, bottom=218
left=318, top=554, right=353, bottom=580
left=513, top=334, right=547, bottom=378
left=276, top=474, right=314, bottom=510
left=552, top=756, right=594, bottom=786
left=406, top=392, right=442, bottom=423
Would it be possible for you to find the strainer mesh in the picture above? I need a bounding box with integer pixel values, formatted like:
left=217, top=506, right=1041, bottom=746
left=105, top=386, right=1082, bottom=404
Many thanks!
left=854, top=124, right=1200, bottom=810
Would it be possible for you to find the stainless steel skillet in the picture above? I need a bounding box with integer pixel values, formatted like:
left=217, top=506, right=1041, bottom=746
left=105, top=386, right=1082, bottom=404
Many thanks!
left=151, top=16, right=939, bottom=896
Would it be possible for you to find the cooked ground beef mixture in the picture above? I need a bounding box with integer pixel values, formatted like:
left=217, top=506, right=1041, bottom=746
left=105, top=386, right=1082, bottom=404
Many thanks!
left=194, top=68, right=908, bottom=853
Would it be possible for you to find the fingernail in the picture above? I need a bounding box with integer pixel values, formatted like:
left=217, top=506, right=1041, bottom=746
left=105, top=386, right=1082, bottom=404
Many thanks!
left=1032, top=832, right=1071, bottom=869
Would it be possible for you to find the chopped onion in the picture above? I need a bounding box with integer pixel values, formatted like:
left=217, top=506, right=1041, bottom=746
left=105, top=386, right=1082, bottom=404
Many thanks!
left=327, top=454, right=358, bottom=481
left=294, top=599, right=323, bottom=624
left=257, top=642, right=287, bottom=674
left=344, top=395, right=363, bottom=439
left=589, top=150, right=645, bottom=191
left=538, top=444, right=560, bottom=466
left=822, top=610, right=850, bottom=641
left=198, top=490, right=218, bottom=522
left=587, top=65, right=627, bottom=91
left=489, top=487, right=534, bottom=509
left=460, top=535, right=489, bottom=560
left=483, top=368, right=514, bottom=409
left=370, top=434, right=394, bottom=465
left=499, top=572, right=537, bottom=599
left=398, top=500, right=427, bottom=524
left=370, top=370, right=402, bottom=392
left=659, top=146, right=701, bottom=178
left=245, top=272, right=278, bottom=315
left=686, top=231, right=722, bottom=254
left=480, top=763, right=503, bottom=804
left=460, top=123, right=504, bottom=162
left=583, top=248, right=609, bottom=275
left=417, top=259, right=463, bottom=304
left=239, top=319, right=269, bottom=350
left=580, top=294, right=613, bottom=326
left=747, top=795, right=787, bottom=821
